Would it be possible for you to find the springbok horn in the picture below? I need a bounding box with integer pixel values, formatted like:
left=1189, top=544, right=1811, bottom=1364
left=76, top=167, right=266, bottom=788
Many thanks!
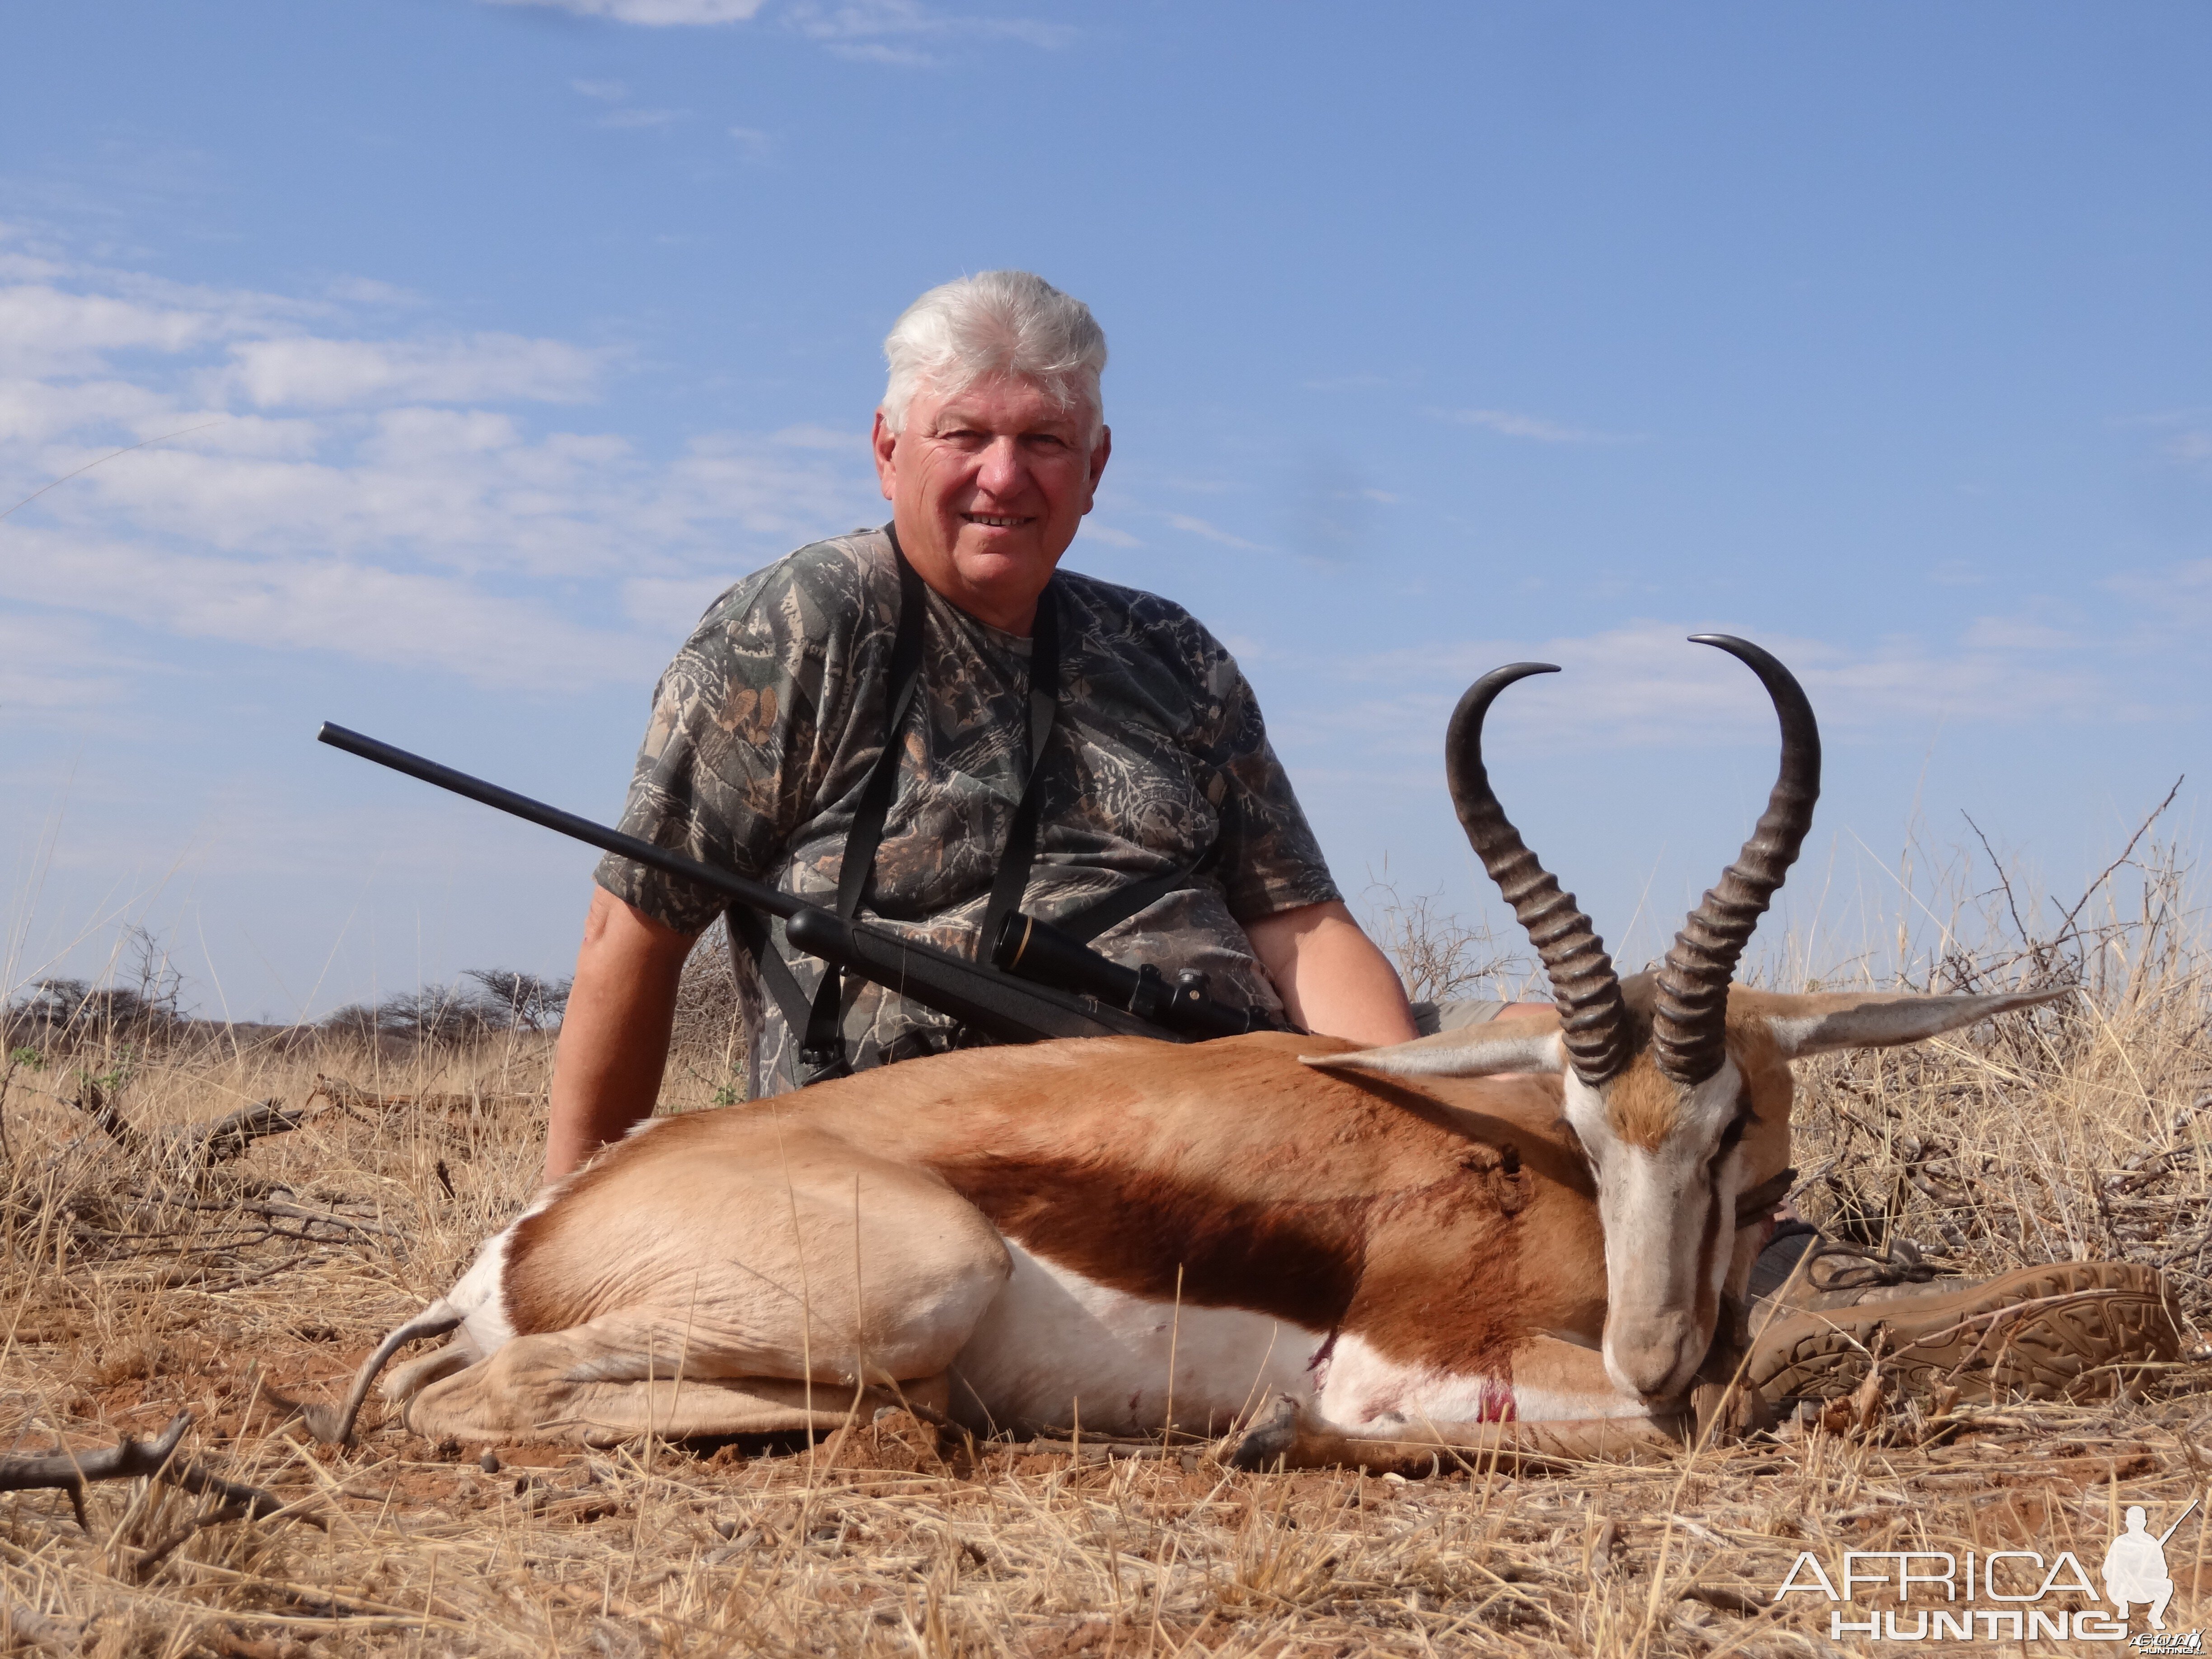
left=1650, top=635, right=1822, bottom=1085
left=1448, top=663, right=1631, bottom=1087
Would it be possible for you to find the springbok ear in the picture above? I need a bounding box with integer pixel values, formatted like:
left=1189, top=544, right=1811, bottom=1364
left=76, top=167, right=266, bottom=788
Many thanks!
left=1301, top=1017, right=1568, bottom=1080
left=1753, top=987, right=2071, bottom=1060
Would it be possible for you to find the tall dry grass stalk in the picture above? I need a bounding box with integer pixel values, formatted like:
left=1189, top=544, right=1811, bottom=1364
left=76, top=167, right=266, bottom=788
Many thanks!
left=0, top=833, right=2206, bottom=1655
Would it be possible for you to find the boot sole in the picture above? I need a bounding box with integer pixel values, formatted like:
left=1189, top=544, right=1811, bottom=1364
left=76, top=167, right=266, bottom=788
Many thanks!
left=1748, top=1261, right=2182, bottom=1405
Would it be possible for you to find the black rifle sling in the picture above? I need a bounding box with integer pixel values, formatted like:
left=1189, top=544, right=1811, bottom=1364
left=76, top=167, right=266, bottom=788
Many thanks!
left=977, top=581, right=1064, bottom=959
left=794, top=545, right=930, bottom=1077
left=726, top=544, right=928, bottom=1083
left=1054, top=866, right=1186, bottom=944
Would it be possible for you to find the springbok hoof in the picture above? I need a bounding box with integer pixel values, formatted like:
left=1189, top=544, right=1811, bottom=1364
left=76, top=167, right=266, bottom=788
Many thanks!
left=1223, top=1394, right=1300, bottom=1471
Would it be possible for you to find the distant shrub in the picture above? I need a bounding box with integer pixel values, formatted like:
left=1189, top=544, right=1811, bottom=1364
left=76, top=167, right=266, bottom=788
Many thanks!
left=3, top=927, right=188, bottom=1053
left=317, top=970, right=573, bottom=1049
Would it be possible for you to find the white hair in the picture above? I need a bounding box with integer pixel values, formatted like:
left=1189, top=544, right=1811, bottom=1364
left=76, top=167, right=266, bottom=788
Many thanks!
left=880, top=271, right=1107, bottom=436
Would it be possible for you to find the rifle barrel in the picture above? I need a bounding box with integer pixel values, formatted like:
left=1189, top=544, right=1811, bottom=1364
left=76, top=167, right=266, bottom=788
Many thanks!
left=2157, top=1496, right=2200, bottom=1547
left=315, top=722, right=1178, bottom=1047
left=317, top=723, right=803, bottom=922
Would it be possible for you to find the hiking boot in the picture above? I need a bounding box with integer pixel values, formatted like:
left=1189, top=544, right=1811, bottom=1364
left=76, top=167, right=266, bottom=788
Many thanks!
left=1746, top=1253, right=2183, bottom=1407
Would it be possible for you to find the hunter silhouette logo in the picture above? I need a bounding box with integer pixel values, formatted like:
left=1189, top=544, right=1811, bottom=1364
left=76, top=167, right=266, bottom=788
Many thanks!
left=1771, top=1493, right=2204, bottom=1646
left=2105, top=1500, right=2193, bottom=1632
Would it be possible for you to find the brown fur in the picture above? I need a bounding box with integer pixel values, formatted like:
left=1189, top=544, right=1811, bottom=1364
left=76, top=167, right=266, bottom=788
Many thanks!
left=1601, top=1053, right=1683, bottom=1151
left=504, top=1031, right=1587, bottom=1383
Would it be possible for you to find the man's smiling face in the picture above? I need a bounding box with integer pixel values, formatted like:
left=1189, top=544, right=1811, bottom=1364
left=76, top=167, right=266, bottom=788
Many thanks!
left=872, top=372, right=1111, bottom=635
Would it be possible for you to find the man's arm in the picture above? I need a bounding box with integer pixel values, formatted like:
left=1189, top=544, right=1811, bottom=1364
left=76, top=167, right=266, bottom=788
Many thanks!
left=544, top=886, right=698, bottom=1184
left=1245, top=900, right=1420, bottom=1046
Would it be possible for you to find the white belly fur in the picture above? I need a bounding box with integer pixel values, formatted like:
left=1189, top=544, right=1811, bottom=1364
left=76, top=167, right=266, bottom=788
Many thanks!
left=954, top=1241, right=1650, bottom=1438
left=951, top=1241, right=1320, bottom=1437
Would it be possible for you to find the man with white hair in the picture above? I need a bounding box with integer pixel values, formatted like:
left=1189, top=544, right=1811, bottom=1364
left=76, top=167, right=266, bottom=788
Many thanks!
left=543, top=272, right=1451, bottom=1179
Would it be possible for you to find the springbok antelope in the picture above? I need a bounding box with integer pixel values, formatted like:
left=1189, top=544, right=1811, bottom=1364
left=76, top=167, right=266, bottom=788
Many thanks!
left=323, top=637, right=2069, bottom=1465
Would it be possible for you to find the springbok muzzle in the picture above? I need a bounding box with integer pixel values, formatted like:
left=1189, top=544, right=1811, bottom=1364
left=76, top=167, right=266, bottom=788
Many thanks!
left=1607, top=1310, right=1708, bottom=1401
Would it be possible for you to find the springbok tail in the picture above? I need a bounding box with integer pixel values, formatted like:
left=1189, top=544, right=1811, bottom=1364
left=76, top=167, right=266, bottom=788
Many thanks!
left=306, top=1303, right=465, bottom=1446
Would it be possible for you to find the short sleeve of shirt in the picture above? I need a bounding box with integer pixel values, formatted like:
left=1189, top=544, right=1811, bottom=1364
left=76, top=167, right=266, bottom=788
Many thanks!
left=594, top=532, right=900, bottom=937
left=1181, top=628, right=1340, bottom=924
left=1066, top=579, right=1327, bottom=924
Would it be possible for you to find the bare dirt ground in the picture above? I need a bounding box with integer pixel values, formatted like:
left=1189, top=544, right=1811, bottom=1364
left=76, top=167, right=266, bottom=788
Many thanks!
left=4, top=853, right=2207, bottom=1656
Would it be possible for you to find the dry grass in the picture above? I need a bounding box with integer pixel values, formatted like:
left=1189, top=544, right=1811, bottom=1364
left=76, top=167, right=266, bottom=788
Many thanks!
left=2, top=839, right=2209, bottom=1656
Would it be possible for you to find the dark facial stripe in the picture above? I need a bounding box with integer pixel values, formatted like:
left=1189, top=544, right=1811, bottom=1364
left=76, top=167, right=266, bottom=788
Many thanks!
left=1691, top=1100, right=1754, bottom=1339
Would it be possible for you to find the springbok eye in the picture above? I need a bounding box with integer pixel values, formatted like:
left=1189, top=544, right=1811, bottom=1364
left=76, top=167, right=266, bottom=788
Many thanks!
left=1709, top=1099, right=1754, bottom=1172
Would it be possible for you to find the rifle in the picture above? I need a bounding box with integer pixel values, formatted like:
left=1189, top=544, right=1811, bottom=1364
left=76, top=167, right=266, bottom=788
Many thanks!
left=316, top=724, right=1280, bottom=1049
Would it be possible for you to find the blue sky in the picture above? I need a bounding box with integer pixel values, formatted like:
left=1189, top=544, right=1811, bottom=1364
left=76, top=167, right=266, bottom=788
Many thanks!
left=4, top=1, right=2207, bottom=1021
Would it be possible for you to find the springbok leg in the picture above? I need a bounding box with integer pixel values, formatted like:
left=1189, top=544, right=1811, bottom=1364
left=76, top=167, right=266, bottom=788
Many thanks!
left=395, top=1126, right=1012, bottom=1447
left=1232, top=1332, right=1691, bottom=1472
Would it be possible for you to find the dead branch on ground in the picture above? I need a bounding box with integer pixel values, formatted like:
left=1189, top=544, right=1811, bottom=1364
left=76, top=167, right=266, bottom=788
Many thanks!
left=0, top=1410, right=318, bottom=1538
left=311, top=1073, right=534, bottom=1117
left=1, top=1599, right=85, bottom=1656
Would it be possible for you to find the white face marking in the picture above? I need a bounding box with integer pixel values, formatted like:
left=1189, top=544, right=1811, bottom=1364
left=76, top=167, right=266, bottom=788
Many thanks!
left=1561, top=1061, right=1751, bottom=1401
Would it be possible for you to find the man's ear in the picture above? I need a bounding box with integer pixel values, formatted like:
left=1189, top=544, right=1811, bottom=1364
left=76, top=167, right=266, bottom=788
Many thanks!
left=1302, top=1017, right=1566, bottom=1080
left=1741, top=987, right=2071, bottom=1060
left=871, top=407, right=899, bottom=500
left=1077, top=422, right=1111, bottom=516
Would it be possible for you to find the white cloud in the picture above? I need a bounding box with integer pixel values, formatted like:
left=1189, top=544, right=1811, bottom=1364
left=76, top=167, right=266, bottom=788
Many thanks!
left=0, top=611, right=130, bottom=713
left=769, top=422, right=858, bottom=451
left=0, top=285, right=231, bottom=375
left=819, top=39, right=934, bottom=66
left=218, top=333, right=608, bottom=408
left=322, top=276, right=423, bottom=309
left=2165, top=429, right=2212, bottom=470
left=727, top=126, right=775, bottom=159
left=1162, top=512, right=1270, bottom=553
left=0, top=376, right=170, bottom=444
left=0, top=267, right=328, bottom=378
left=622, top=574, right=736, bottom=637
left=597, top=106, right=687, bottom=129
left=1302, top=372, right=1404, bottom=392
left=495, top=0, right=768, bottom=22
left=1311, top=619, right=2105, bottom=756
left=5, top=526, right=658, bottom=691
left=1434, top=407, right=1637, bottom=445
left=0, top=245, right=881, bottom=698
left=787, top=0, right=1072, bottom=50
left=490, top=0, right=1072, bottom=58
left=571, top=78, right=632, bottom=98
left=2108, top=558, right=2212, bottom=662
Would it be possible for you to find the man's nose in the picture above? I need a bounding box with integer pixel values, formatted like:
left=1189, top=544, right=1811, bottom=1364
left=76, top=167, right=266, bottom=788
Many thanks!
left=973, top=436, right=1029, bottom=498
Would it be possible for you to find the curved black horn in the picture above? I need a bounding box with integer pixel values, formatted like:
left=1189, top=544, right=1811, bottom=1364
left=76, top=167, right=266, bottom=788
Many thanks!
left=1448, top=664, right=1631, bottom=1087
left=1650, top=635, right=1822, bottom=1085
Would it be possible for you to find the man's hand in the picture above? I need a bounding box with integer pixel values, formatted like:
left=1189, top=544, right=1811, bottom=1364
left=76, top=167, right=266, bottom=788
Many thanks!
left=544, top=887, right=696, bottom=1185
left=1245, top=900, right=1420, bottom=1046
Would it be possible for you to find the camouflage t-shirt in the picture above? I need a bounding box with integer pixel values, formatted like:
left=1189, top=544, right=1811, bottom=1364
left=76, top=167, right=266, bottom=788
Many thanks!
left=595, top=527, right=1342, bottom=1098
